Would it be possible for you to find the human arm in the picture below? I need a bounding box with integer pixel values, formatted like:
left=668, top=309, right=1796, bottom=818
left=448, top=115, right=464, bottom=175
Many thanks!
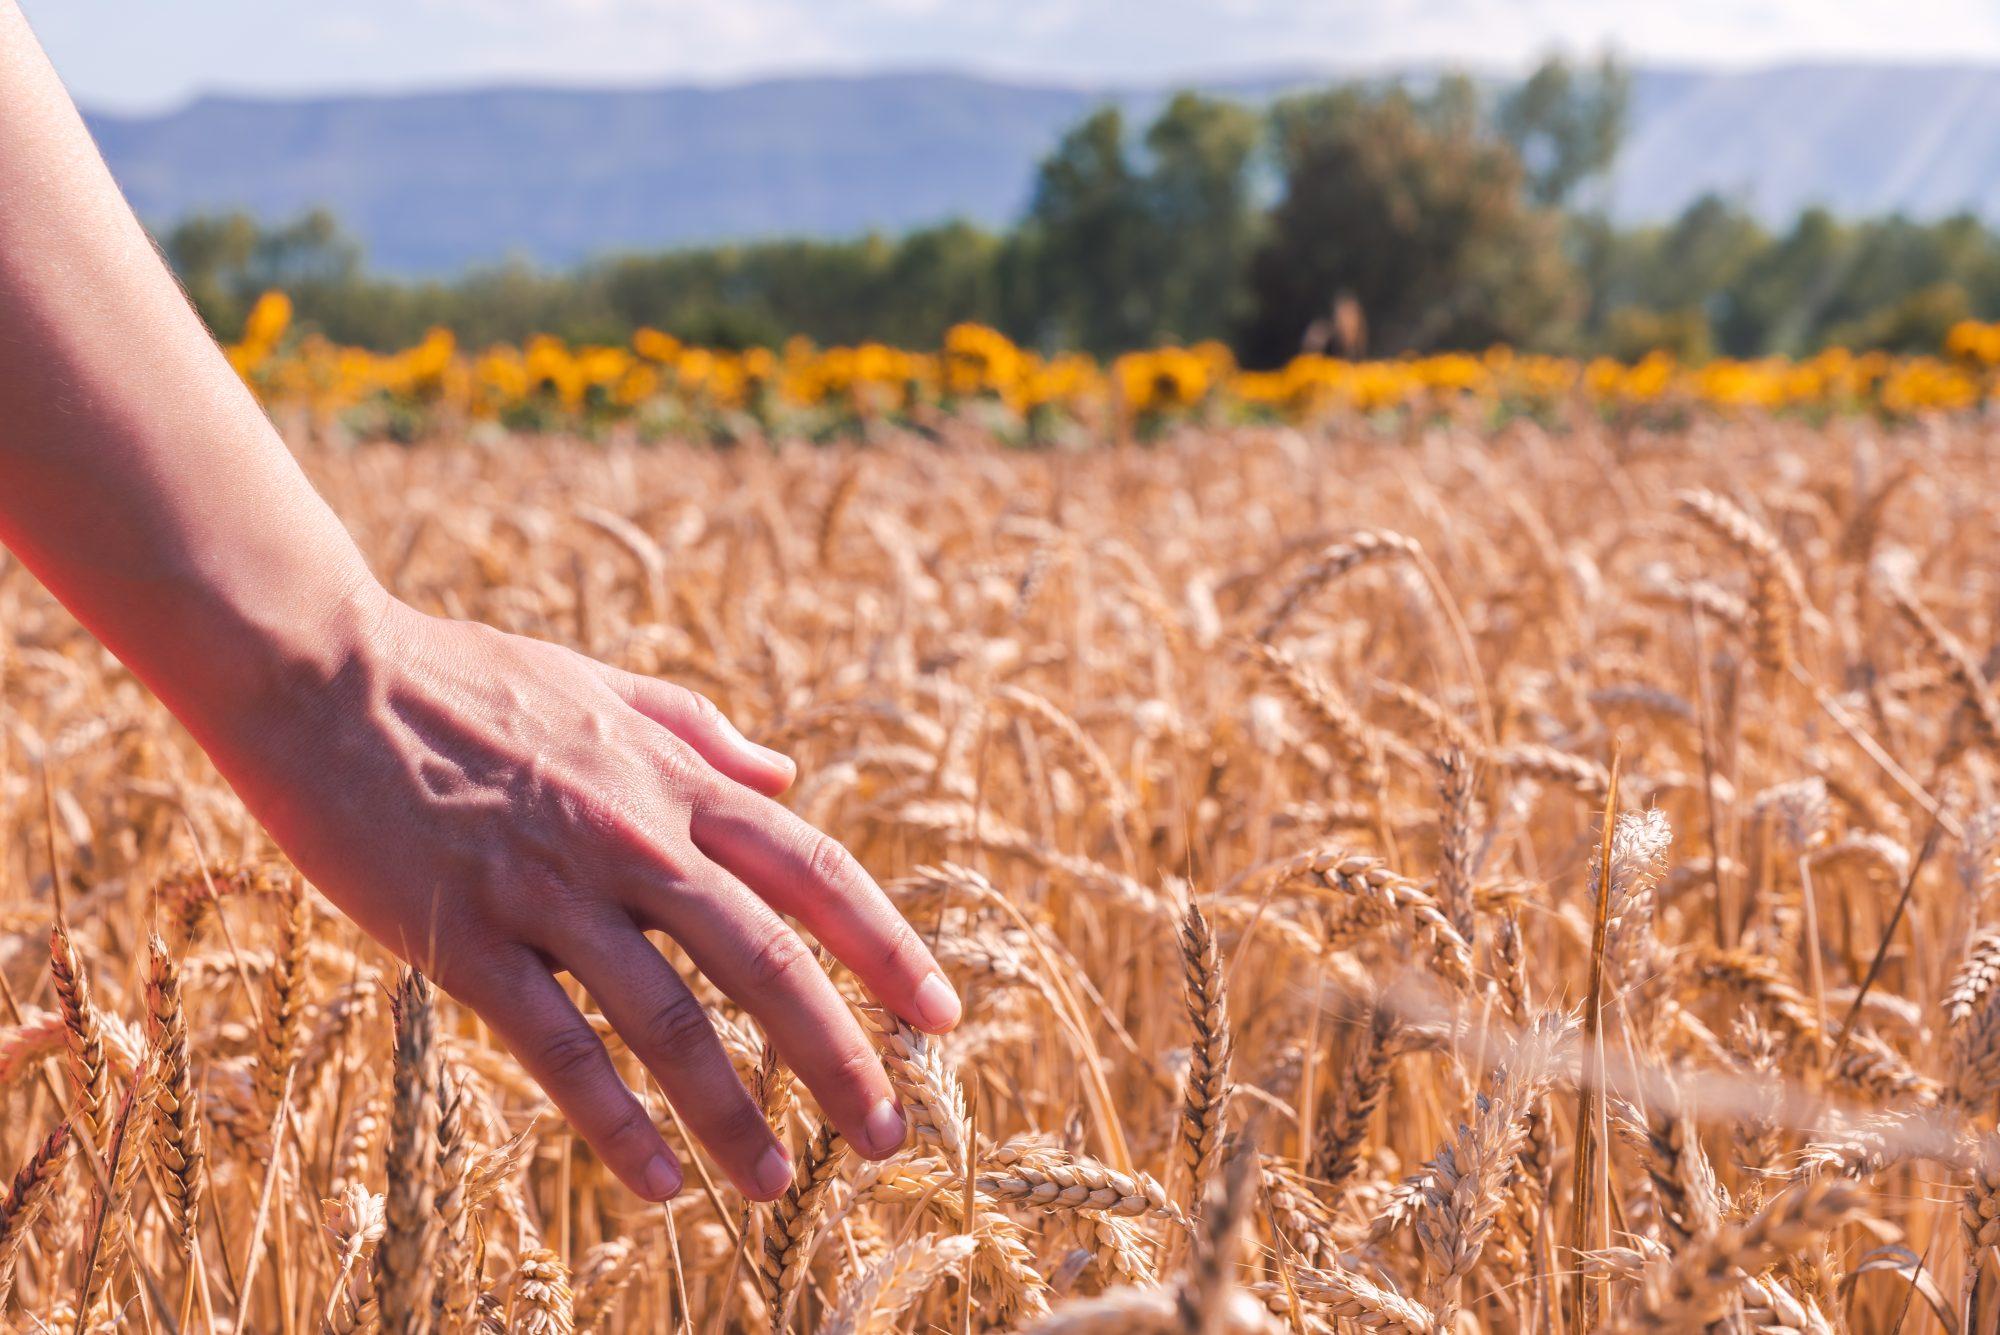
left=0, top=0, right=958, bottom=1202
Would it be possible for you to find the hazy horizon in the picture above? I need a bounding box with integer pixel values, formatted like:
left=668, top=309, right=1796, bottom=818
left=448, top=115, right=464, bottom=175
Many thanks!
left=67, top=52, right=2000, bottom=117
left=25, top=0, right=2000, bottom=114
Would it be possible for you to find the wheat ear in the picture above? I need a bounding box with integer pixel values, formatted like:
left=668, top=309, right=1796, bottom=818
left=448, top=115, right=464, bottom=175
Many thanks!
left=860, top=1004, right=968, bottom=1169
left=1311, top=1003, right=1402, bottom=1201
left=1247, top=641, right=1393, bottom=793
left=761, top=1118, right=849, bottom=1330
left=1178, top=900, right=1233, bottom=1216
left=513, top=1247, right=575, bottom=1334
left=1414, top=1013, right=1572, bottom=1314
left=376, top=967, right=439, bottom=1333
left=1612, top=1178, right=1861, bottom=1332
left=1287, top=1265, right=1440, bottom=1333
left=1240, top=846, right=1472, bottom=985
left=0, top=1120, right=70, bottom=1312
left=50, top=922, right=109, bottom=1145
left=433, top=1062, right=475, bottom=1332
left=1885, top=579, right=2000, bottom=754
left=1260, top=529, right=1422, bottom=640
left=849, top=1157, right=1052, bottom=1321
left=257, top=880, right=311, bottom=1127
left=1675, top=488, right=1805, bottom=676
left=977, top=1139, right=1185, bottom=1224
left=572, top=1236, right=639, bottom=1333
left=820, top=1233, right=977, bottom=1335
left=144, top=931, right=204, bottom=1255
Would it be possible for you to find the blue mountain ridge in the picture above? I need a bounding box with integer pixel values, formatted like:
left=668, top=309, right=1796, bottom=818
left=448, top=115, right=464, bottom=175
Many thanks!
left=82, top=64, right=2000, bottom=275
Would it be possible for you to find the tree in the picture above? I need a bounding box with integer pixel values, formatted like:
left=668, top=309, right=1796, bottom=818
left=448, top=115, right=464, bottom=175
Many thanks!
left=1239, top=86, right=1577, bottom=364
left=1141, top=93, right=1264, bottom=344
left=162, top=208, right=362, bottom=338
left=1017, top=107, right=1155, bottom=353
left=1018, top=95, right=1261, bottom=354
left=1824, top=282, right=1972, bottom=353
left=1497, top=54, right=1630, bottom=209
left=1718, top=207, right=1848, bottom=354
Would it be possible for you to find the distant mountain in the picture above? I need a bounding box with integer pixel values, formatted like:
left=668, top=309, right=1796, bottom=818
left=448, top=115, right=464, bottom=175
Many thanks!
left=80, top=64, right=2000, bottom=275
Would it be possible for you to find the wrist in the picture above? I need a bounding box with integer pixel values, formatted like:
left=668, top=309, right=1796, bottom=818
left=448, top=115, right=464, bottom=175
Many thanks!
left=153, top=556, right=397, bottom=752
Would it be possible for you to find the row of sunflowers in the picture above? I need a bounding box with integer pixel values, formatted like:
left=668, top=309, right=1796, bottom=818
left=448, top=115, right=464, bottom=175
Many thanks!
left=225, top=291, right=2000, bottom=439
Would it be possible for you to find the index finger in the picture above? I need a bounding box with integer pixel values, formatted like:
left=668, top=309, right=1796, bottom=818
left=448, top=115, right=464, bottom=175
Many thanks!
left=468, top=952, right=683, bottom=1202
left=691, top=790, right=960, bottom=1034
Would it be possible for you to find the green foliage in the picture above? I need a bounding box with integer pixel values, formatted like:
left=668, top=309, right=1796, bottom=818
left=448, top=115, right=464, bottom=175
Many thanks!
left=1141, top=94, right=1265, bottom=344
left=157, top=58, right=2000, bottom=369
left=1604, top=307, right=1713, bottom=363
left=1496, top=54, right=1629, bottom=208
left=1015, top=107, right=1152, bottom=353
left=1586, top=201, right=2000, bottom=357
left=1238, top=83, right=1578, bottom=363
left=1016, top=93, right=1262, bottom=354
left=594, top=224, right=1008, bottom=349
left=165, top=207, right=362, bottom=338
left=1823, top=282, right=1973, bottom=353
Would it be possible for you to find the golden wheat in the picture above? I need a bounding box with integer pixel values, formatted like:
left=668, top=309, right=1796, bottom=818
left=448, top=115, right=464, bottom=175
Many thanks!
left=5, top=416, right=2000, bottom=1329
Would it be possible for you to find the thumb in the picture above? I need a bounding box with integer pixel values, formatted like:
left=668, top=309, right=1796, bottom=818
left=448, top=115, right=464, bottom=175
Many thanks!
left=598, top=668, right=795, bottom=796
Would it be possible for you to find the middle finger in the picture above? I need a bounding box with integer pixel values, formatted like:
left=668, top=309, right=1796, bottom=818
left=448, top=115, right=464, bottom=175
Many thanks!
left=564, top=923, right=793, bottom=1200
left=627, top=853, right=910, bottom=1162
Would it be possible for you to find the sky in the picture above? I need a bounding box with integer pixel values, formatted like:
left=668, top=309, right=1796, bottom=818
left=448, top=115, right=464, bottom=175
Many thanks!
left=23, top=0, right=2000, bottom=113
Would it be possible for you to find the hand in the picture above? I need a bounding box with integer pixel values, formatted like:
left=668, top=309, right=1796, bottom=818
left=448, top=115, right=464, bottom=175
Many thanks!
left=191, top=585, right=960, bottom=1202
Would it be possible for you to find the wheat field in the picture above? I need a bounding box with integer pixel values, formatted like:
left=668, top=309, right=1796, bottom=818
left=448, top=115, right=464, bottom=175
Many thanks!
left=1, top=414, right=1996, bottom=1332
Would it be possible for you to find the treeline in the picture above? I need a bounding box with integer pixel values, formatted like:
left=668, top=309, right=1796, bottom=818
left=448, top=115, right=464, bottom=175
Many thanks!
left=162, top=57, right=2000, bottom=365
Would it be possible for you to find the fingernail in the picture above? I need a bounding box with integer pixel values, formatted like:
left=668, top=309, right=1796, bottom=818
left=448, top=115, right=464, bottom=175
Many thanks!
left=753, top=1145, right=794, bottom=1199
left=913, top=972, right=961, bottom=1032
left=750, top=741, right=796, bottom=776
left=861, top=1098, right=907, bottom=1158
left=643, top=1154, right=681, bottom=1201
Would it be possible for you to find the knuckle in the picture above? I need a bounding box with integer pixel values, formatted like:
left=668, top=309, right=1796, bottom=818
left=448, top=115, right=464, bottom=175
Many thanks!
left=603, top=667, right=645, bottom=708
left=716, top=1095, right=777, bottom=1151
left=533, top=1024, right=608, bottom=1084
left=878, top=920, right=930, bottom=978
left=648, top=842, right=705, bottom=892
left=654, top=737, right=707, bottom=790
left=600, top=1102, right=660, bottom=1155
left=637, top=991, right=716, bottom=1057
left=804, top=830, right=858, bottom=891
left=821, top=1039, right=885, bottom=1094
left=520, top=873, right=610, bottom=936
left=685, top=689, right=724, bottom=728
left=746, top=925, right=815, bottom=992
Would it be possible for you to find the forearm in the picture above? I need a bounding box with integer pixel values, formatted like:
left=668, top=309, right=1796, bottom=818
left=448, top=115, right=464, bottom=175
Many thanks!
left=0, top=0, right=378, bottom=731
